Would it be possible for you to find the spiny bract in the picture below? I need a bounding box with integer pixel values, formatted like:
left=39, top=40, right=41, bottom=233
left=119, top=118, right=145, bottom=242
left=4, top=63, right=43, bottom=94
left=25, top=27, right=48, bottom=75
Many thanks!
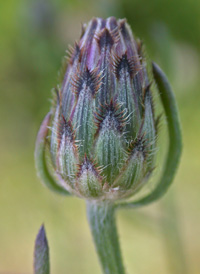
left=42, top=17, right=158, bottom=200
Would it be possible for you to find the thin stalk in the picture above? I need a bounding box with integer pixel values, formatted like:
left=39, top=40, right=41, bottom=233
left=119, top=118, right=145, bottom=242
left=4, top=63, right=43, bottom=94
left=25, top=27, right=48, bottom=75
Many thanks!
left=87, top=201, right=125, bottom=274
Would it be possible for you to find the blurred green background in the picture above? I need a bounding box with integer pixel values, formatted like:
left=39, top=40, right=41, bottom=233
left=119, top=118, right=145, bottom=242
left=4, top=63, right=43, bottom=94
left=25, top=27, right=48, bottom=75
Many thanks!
left=0, top=0, right=200, bottom=273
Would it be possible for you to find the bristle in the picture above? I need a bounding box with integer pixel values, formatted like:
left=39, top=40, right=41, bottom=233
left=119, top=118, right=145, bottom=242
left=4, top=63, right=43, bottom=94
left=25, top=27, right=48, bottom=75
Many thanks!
left=56, top=115, right=75, bottom=149
left=95, top=28, right=114, bottom=49
left=66, top=42, right=81, bottom=65
left=136, top=39, right=144, bottom=63
left=112, top=51, right=140, bottom=79
left=57, top=56, right=68, bottom=83
left=76, top=155, right=102, bottom=180
left=71, top=67, right=102, bottom=97
left=142, top=82, right=152, bottom=104
left=155, top=113, right=162, bottom=137
left=129, top=134, right=146, bottom=153
left=94, top=100, right=128, bottom=137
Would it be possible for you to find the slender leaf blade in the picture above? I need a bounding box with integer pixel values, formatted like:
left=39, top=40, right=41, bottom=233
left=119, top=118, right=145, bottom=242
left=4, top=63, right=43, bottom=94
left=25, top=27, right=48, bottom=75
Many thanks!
left=34, top=225, right=50, bottom=274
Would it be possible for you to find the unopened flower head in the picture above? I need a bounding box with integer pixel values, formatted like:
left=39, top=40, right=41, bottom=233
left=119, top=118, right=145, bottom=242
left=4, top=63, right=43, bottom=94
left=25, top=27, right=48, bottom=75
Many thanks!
left=39, top=17, right=158, bottom=200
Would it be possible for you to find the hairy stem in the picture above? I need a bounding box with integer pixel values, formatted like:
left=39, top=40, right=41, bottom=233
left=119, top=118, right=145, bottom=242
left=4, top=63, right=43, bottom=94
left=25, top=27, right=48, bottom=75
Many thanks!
left=87, top=201, right=125, bottom=274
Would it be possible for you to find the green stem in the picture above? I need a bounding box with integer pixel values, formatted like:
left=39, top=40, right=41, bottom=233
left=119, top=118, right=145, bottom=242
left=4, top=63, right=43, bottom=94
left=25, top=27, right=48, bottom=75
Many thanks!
left=87, top=201, right=125, bottom=274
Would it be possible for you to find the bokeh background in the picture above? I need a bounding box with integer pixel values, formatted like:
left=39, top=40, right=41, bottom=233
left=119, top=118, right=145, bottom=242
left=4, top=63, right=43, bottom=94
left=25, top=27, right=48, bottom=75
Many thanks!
left=0, top=0, right=200, bottom=273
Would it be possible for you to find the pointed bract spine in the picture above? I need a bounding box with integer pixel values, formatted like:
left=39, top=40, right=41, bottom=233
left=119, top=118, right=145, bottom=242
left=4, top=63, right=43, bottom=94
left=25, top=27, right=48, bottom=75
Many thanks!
left=76, top=156, right=103, bottom=198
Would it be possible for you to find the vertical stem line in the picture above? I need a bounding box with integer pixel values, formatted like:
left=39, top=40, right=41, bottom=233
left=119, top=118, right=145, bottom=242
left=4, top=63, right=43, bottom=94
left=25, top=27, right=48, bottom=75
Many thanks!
left=87, top=201, right=125, bottom=274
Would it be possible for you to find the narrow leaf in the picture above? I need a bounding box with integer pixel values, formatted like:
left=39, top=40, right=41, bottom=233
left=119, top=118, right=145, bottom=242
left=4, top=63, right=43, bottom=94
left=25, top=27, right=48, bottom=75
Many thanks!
left=34, top=225, right=50, bottom=274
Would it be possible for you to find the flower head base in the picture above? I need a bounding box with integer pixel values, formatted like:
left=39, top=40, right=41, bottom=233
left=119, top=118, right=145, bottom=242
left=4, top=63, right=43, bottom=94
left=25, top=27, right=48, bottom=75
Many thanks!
left=36, top=17, right=158, bottom=200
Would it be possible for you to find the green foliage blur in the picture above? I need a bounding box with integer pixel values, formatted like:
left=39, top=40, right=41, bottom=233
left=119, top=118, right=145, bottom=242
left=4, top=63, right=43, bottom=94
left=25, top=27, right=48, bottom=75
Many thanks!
left=0, top=0, right=199, bottom=273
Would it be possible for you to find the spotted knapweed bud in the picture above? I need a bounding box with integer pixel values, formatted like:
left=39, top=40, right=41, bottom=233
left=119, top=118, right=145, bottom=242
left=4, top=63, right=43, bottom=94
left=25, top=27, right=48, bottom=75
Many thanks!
left=35, top=17, right=158, bottom=200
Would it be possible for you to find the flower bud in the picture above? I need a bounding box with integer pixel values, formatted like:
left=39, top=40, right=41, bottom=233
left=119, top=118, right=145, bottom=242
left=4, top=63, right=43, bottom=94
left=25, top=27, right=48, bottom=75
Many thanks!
left=36, top=17, right=158, bottom=200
